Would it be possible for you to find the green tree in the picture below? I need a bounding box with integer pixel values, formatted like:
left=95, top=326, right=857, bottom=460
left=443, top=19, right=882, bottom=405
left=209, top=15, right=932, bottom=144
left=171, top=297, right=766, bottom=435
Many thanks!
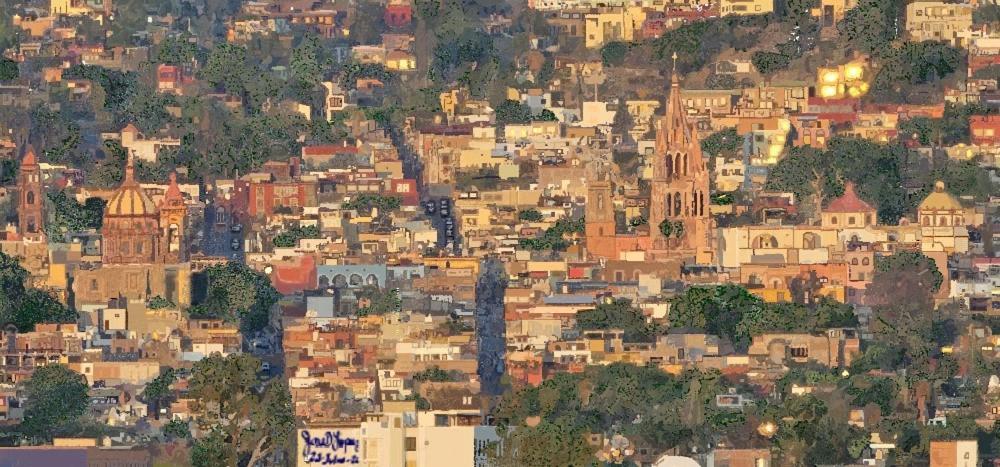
left=192, top=262, right=280, bottom=333
left=273, top=225, right=322, bottom=247
left=412, top=366, right=464, bottom=382
left=163, top=419, right=191, bottom=439
left=290, top=35, right=323, bottom=99
left=200, top=43, right=250, bottom=96
left=0, top=252, right=76, bottom=332
left=701, top=127, right=742, bottom=158
left=143, top=367, right=176, bottom=418
left=356, top=286, right=402, bottom=316
left=838, top=0, right=901, bottom=56
left=494, top=100, right=533, bottom=126
left=45, top=191, right=105, bottom=239
left=188, top=354, right=294, bottom=466
left=601, top=42, right=628, bottom=66
left=518, top=209, right=544, bottom=222
left=21, top=364, right=89, bottom=440
left=577, top=298, right=661, bottom=342
left=0, top=57, right=17, bottom=81
left=156, top=37, right=199, bottom=65
left=751, top=51, right=792, bottom=74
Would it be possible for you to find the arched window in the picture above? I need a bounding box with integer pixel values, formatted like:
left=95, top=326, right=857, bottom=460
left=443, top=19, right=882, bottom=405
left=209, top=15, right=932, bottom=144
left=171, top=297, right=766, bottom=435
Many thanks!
left=25, top=191, right=34, bottom=205
left=851, top=258, right=859, bottom=265
left=865, top=214, right=872, bottom=225
left=830, top=216, right=838, bottom=225
left=673, top=192, right=682, bottom=216
left=665, top=155, right=673, bottom=176
left=318, top=276, right=330, bottom=288
left=922, top=216, right=931, bottom=226
left=862, top=257, right=870, bottom=266
left=939, top=216, right=949, bottom=226
left=802, top=232, right=819, bottom=249
left=752, top=234, right=778, bottom=249
left=674, top=153, right=683, bottom=175
left=349, top=274, right=363, bottom=286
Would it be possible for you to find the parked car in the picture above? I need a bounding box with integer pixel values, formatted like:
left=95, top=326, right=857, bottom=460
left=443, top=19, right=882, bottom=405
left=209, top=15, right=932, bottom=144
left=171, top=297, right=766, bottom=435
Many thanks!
left=230, top=238, right=241, bottom=250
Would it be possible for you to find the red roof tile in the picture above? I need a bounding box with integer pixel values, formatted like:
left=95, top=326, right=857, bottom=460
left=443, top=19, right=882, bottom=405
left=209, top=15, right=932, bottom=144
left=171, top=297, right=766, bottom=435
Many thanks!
left=825, top=182, right=874, bottom=213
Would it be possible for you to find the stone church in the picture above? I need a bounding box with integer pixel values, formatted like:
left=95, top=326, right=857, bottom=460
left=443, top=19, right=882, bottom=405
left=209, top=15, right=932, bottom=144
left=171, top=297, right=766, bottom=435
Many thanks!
left=586, top=72, right=713, bottom=264
left=72, top=154, right=191, bottom=309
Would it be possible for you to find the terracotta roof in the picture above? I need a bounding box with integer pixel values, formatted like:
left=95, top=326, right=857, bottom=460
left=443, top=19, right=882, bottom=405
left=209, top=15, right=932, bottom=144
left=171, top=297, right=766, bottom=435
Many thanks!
left=22, top=145, right=37, bottom=166
left=825, top=182, right=874, bottom=213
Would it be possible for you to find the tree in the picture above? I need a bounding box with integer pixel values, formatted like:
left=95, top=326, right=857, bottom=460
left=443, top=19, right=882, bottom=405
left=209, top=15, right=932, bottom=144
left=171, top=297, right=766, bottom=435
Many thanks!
left=752, top=51, right=792, bottom=75
left=356, top=286, right=402, bottom=316
left=702, top=128, right=742, bottom=157
left=188, top=354, right=294, bottom=466
left=143, top=367, right=176, bottom=418
left=45, top=191, right=105, bottom=239
left=870, top=42, right=962, bottom=102
left=838, top=0, right=901, bottom=57
left=156, top=37, right=199, bottom=65
left=290, top=35, right=323, bottom=99
left=518, top=209, right=544, bottom=222
left=273, top=225, right=322, bottom=248
left=163, top=419, right=191, bottom=439
left=0, top=57, right=17, bottom=81
left=21, top=364, right=89, bottom=440
left=412, top=366, right=464, bottom=382
left=0, top=252, right=76, bottom=332
left=576, top=298, right=661, bottom=342
left=494, top=100, right=533, bottom=126
left=200, top=43, right=250, bottom=96
left=601, top=42, right=628, bottom=66
left=192, top=262, right=280, bottom=333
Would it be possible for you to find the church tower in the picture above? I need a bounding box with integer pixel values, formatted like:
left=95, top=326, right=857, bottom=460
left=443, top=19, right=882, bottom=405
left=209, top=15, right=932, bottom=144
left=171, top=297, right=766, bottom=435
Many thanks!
left=649, top=68, right=711, bottom=258
left=17, top=147, right=44, bottom=242
left=158, top=172, right=187, bottom=263
left=585, top=174, right=616, bottom=259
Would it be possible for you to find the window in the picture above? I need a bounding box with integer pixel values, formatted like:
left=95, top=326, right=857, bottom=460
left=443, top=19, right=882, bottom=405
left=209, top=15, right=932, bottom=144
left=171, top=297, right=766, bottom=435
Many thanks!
left=405, top=437, right=416, bottom=452
left=790, top=347, right=808, bottom=358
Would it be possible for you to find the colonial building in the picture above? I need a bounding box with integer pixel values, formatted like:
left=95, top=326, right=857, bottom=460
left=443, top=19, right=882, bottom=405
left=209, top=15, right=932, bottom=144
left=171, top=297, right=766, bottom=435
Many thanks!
left=73, top=155, right=191, bottom=309
left=649, top=69, right=712, bottom=261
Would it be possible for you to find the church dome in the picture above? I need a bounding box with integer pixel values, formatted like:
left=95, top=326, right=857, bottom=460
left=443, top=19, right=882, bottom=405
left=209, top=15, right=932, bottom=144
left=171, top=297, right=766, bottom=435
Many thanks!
left=919, top=181, right=962, bottom=211
left=105, top=153, right=156, bottom=217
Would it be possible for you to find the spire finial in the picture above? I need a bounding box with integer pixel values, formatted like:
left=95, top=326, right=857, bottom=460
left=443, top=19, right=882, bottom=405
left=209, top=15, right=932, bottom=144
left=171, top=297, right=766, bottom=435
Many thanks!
left=124, top=150, right=136, bottom=184
left=671, top=52, right=678, bottom=72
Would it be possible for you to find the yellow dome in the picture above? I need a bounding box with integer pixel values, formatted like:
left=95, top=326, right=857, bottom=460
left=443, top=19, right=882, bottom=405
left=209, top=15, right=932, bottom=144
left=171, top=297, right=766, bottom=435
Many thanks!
left=919, top=181, right=962, bottom=211
left=106, top=185, right=156, bottom=217
left=105, top=152, right=156, bottom=217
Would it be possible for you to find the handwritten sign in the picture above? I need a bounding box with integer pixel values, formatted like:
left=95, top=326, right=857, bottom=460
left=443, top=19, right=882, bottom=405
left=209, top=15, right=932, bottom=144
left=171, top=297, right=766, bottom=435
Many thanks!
left=298, top=428, right=361, bottom=466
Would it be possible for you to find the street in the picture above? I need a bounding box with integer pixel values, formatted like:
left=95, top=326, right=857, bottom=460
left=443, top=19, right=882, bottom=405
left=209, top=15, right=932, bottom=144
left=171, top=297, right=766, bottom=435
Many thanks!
left=199, top=201, right=245, bottom=261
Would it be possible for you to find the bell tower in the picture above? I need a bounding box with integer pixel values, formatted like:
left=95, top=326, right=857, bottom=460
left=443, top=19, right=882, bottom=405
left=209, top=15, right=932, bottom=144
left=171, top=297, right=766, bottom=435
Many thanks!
left=158, top=172, right=187, bottom=263
left=17, top=146, right=44, bottom=242
left=585, top=172, right=617, bottom=259
left=649, top=64, right=711, bottom=258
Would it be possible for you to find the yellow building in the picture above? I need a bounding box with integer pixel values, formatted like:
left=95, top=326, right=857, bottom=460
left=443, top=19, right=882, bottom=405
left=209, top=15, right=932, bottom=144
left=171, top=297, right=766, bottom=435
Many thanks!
left=584, top=7, right=645, bottom=49
left=720, top=0, right=774, bottom=16
left=905, top=2, right=973, bottom=47
left=918, top=181, right=971, bottom=254
left=816, top=61, right=869, bottom=99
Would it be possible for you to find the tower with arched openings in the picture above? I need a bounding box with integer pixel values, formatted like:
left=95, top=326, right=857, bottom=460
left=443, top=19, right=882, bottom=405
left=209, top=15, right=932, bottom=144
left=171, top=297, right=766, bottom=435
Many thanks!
left=648, top=71, right=712, bottom=260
